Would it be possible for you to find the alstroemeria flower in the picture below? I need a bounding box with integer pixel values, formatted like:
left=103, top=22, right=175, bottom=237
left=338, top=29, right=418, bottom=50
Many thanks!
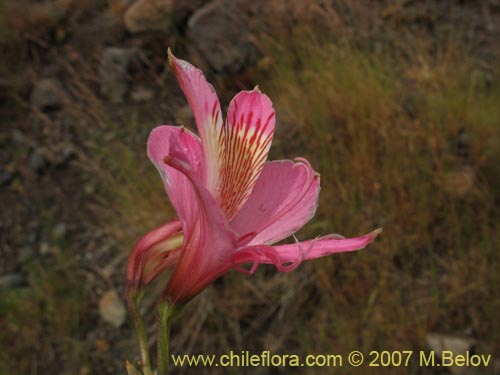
left=127, top=50, right=381, bottom=305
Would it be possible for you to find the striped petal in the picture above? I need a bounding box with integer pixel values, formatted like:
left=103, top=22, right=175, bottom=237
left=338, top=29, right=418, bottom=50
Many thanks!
left=168, top=52, right=276, bottom=221
left=168, top=49, right=223, bottom=194
left=219, top=89, right=275, bottom=220
left=230, top=159, right=320, bottom=245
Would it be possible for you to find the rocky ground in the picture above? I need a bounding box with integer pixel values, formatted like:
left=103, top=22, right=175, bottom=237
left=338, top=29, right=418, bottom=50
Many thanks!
left=0, top=1, right=307, bottom=373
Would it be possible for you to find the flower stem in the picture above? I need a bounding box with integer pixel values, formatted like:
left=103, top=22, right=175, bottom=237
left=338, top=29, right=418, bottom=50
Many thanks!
left=128, top=292, right=153, bottom=375
left=157, top=301, right=175, bottom=375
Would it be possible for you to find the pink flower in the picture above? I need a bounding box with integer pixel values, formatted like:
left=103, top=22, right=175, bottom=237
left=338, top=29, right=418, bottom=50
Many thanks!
left=127, top=50, right=381, bottom=305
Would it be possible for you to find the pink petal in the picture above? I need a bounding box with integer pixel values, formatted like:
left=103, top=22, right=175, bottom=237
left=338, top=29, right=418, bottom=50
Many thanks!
left=231, top=159, right=320, bottom=245
left=169, top=52, right=276, bottom=222
left=231, top=244, right=303, bottom=274
left=148, top=125, right=204, bottom=223
left=168, top=49, right=223, bottom=194
left=218, top=89, right=275, bottom=220
left=162, top=146, right=239, bottom=304
left=273, top=229, right=382, bottom=263
left=126, top=220, right=183, bottom=288
left=142, top=247, right=182, bottom=285
left=231, top=229, right=381, bottom=274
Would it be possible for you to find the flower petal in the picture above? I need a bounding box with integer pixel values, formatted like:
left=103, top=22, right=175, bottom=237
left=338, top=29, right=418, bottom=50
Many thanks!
left=162, top=146, right=239, bottom=304
left=169, top=52, right=276, bottom=221
left=219, top=89, right=275, bottom=220
left=168, top=50, right=223, bottom=194
left=231, top=229, right=381, bottom=274
left=273, top=229, right=382, bottom=263
left=231, top=244, right=303, bottom=274
left=142, top=244, right=183, bottom=285
left=231, top=159, right=320, bottom=245
left=126, top=220, right=183, bottom=288
left=148, top=125, right=204, bottom=222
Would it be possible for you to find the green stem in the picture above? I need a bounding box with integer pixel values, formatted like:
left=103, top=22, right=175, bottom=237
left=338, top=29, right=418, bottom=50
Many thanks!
left=128, top=292, right=153, bottom=375
left=157, top=301, right=175, bottom=375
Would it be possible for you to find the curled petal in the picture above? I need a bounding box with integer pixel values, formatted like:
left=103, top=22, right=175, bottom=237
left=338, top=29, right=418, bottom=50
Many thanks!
left=273, top=229, right=382, bottom=264
left=126, top=220, right=183, bottom=289
left=231, top=159, right=320, bottom=245
left=231, top=229, right=381, bottom=274
left=142, top=247, right=182, bottom=285
left=232, top=243, right=304, bottom=275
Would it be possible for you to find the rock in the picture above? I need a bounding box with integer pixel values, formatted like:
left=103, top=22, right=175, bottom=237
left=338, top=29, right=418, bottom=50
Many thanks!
left=11, top=129, right=25, bottom=144
left=28, top=148, right=48, bottom=174
left=99, top=290, right=127, bottom=328
left=130, top=85, right=155, bottom=102
left=30, top=78, right=66, bottom=111
left=124, top=0, right=173, bottom=34
left=39, top=242, right=51, bottom=255
left=94, top=338, right=110, bottom=353
left=188, top=0, right=259, bottom=73
left=427, top=333, right=474, bottom=355
left=170, top=0, right=209, bottom=28
left=40, top=1, right=70, bottom=24
left=0, top=273, right=24, bottom=288
left=83, top=182, right=96, bottom=195
left=52, top=222, right=67, bottom=240
left=56, top=144, right=76, bottom=166
left=26, top=1, right=70, bottom=36
left=426, top=333, right=475, bottom=375
left=99, top=47, right=137, bottom=103
left=74, top=12, right=125, bottom=47
left=0, top=170, right=14, bottom=186
left=18, top=246, right=33, bottom=263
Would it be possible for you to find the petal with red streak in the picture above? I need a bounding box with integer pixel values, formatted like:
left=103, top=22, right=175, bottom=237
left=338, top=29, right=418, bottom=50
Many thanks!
left=231, top=159, right=319, bottom=245
left=219, top=89, right=275, bottom=220
left=168, top=50, right=223, bottom=194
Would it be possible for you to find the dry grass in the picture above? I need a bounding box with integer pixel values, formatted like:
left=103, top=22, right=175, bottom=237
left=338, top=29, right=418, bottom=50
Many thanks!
left=244, top=5, right=500, bottom=373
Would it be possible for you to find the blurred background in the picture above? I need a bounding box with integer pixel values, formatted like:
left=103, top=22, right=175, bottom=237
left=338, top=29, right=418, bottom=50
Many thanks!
left=1, top=1, right=499, bottom=374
